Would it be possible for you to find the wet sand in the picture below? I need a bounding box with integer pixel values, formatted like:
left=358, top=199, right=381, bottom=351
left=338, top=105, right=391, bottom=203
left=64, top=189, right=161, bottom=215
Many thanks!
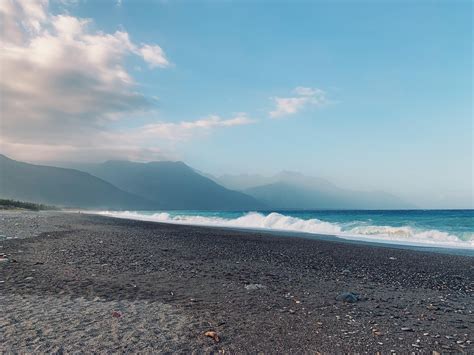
left=1, top=211, right=473, bottom=353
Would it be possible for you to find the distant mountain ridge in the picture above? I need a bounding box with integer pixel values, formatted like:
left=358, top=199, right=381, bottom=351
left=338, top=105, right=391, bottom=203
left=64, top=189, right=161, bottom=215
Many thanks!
left=215, top=171, right=334, bottom=191
left=69, top=160, right=265, bottom=211
left=0, top=154, right=151, bottom=209
left=1, top=154, right=412, bottom=210
left=217, top=171, right=413, bottom=209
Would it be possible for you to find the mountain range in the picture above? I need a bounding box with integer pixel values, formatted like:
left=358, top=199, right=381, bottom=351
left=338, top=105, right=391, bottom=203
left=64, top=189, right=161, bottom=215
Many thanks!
left=0, top=154, right=151, bottom=209
left=214, top=171, right=413, bottom=209
left=70, top=160, right=264, bottom=210
left=0, top=154, right=412, bottom=210
left=0, top=155, right=263, bottom=210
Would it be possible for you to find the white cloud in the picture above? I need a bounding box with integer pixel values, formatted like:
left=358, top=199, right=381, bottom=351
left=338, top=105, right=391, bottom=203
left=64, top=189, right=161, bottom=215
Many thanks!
left=0, top=113, right=254, bottom=162
left=0, top=0, right=169, bottom=136
left=133, top=113, right=255, bottom=141
left=294, top=86, right=319, bottom=97
left=137, top=44, right=170, bottom=68
left=0, top=0, right=251, bottom=162
left=0, top=140, right=173, bottom=163
left=269, top=87, right=328, bottom=118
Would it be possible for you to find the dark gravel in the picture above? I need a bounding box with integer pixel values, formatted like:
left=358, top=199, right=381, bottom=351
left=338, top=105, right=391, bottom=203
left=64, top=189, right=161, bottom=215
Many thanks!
left=1, top=211, right=473, bottom=353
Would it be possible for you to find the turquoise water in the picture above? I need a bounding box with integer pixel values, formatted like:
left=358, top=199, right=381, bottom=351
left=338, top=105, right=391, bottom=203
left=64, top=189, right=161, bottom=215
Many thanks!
left=97, top=209, right=474, bottom=250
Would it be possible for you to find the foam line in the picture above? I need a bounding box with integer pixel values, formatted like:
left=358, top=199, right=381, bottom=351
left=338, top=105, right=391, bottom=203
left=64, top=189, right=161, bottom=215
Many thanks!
left=95, top=211, right=474, bottom=249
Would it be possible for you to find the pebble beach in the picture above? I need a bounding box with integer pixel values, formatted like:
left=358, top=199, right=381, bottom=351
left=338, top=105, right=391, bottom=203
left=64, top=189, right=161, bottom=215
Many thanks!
left=1, top=211, right=473, bottom=353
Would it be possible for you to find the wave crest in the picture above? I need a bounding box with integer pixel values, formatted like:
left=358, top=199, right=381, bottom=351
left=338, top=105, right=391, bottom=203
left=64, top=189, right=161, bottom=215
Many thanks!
left=96, top=211, right=474, bottom=249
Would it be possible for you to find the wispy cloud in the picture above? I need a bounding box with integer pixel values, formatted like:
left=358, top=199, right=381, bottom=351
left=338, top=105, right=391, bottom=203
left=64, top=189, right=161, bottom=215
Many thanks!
left=132, top=113, right=255, bottom=141
left=0, top=140, right=174, bottom=164
left=0, top=113, right=254, bottom=162
left=138, top=44, right=170, bottom=68
left=269, top=87, right=328, bottom=118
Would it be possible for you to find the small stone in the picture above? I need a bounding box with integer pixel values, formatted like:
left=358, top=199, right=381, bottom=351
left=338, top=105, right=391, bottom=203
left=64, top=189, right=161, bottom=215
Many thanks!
left=204, top=330, right=220, bottom=343
left=401, top=327, right=414, bottom=332
left=336, top=292, right=359, bottom=303
left=244, top=283, right=266, bottom=291
left=372, top=328, right=383, bottom=336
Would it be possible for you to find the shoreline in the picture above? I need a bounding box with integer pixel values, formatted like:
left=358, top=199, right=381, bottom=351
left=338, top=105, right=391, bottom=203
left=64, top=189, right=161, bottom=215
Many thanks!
left=1, top=211, right=473, bottom=352
left=90, top=211, right=474, bottom=257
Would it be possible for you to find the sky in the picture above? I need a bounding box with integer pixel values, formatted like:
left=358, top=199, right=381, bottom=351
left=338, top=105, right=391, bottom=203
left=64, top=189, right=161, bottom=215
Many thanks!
left=0, top=0, right=472, bottom=208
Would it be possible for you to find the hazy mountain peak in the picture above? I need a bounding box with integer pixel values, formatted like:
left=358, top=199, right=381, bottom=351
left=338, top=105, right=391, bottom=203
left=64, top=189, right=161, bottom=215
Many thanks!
left=102, top=159, right=189, bottom=168
left=215, top=168, right=412, bottom=209
left=216, top=170, right=334, bottom=191
left=74, top=159, right=264, bottom=210
left=0, top=154, right=151, bottom=209
left=0, top=154, right=264, bottom=211
left=277, top=170, right=304, bottom=178
left=146, top=160, right=190, bottom=168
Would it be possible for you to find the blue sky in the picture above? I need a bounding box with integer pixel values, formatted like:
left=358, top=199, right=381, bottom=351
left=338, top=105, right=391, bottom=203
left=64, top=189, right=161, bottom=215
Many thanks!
left=1, top=0, right=472, bottom=207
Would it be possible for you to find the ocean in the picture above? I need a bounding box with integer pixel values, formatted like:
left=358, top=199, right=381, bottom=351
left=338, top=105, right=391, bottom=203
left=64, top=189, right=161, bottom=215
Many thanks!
left=96, top=209, right=474, bottom=251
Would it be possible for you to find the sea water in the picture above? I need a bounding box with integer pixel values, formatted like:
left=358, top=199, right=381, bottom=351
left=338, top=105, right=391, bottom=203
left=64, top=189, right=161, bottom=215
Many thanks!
left=96, top=209, right=474, bottom=251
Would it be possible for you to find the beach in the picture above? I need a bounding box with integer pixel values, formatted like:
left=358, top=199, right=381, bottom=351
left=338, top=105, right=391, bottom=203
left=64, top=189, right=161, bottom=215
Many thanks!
left=1, top=211, right=473, bottom=353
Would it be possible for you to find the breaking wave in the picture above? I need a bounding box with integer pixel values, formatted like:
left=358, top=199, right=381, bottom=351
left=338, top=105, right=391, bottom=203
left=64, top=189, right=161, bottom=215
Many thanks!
left=95, top=211, right=474, bottom=249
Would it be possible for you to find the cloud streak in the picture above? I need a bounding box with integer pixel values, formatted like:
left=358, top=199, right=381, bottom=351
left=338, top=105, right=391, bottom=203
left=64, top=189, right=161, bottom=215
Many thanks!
left=131, top=114, right=255, bottom=141
left=269, top=86, right=328, bottom=118
left=1, top=111, right=254, bottom=162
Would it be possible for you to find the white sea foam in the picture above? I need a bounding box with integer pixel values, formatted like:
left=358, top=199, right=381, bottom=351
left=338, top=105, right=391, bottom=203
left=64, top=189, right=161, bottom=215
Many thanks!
left=95, top=211, right=474, bottom=249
